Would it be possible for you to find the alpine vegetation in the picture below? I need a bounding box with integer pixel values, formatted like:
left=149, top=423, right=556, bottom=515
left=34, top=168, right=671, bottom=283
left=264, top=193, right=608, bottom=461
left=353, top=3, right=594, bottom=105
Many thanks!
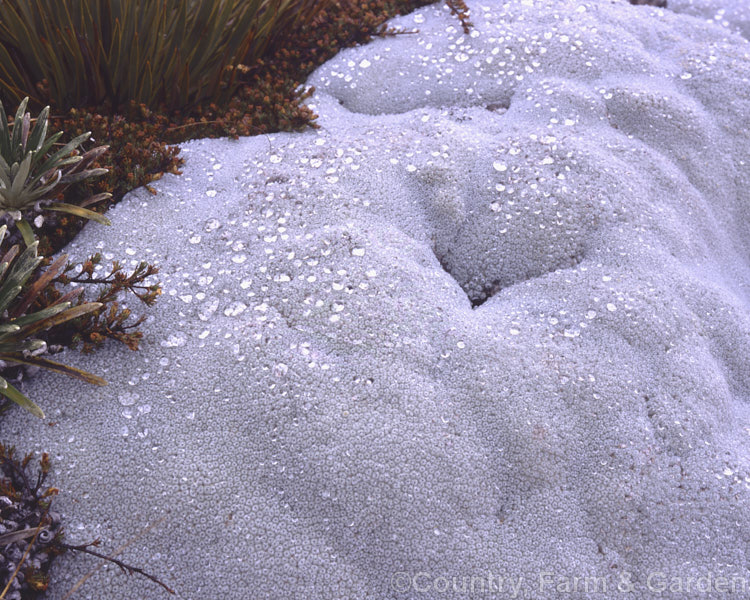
left=2, top=0, right=749, bottom=598
left=0, top=98, right=111, bottom=246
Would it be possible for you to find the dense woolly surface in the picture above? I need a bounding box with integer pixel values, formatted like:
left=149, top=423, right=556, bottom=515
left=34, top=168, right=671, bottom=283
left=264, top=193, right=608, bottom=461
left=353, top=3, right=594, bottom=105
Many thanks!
left=2, top=0, right=750, bottom=598
left=670, top=0, right=750, bottom=39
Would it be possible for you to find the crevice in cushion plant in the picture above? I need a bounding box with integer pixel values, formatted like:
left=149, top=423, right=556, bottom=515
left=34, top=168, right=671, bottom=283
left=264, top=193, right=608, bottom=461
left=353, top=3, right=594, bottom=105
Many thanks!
left=0, top=98, right=111, bottom=248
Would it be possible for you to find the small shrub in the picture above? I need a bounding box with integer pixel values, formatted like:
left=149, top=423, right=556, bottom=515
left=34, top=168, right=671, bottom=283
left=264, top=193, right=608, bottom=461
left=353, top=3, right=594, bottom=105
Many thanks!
left=0, top=445, right=61, bottom=598
left=37, top=253, right=161, bottom=354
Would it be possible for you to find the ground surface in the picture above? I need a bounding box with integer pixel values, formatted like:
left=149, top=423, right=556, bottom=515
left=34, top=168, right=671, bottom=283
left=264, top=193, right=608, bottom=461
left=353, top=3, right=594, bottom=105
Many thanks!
left=2, top=1, right=750, bottom=598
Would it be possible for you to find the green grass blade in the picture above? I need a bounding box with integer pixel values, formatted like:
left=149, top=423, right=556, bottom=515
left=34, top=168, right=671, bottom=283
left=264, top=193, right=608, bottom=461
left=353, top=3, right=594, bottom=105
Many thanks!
left=0, top=353, right=107, bottom=386
left=0, top=377, right=44, bottom=418
left=27, top=105, right=49, bottom=152
left=0, top=284, right=23, bottom=316
left=34, top=131, right=89, bottom=176
left=20, top=301, right=103, bottom=337
left=9, top=97, right=28, bottom=152
left=0, top=339, right=45, bottom=354
left=9, top=152, right=32, bottom=196
left=47, top=202, right=112, bottom=225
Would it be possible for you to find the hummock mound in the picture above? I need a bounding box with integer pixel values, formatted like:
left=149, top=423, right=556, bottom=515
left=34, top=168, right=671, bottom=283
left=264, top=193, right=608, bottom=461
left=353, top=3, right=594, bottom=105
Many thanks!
left=3, top=1, right=749, bottom=598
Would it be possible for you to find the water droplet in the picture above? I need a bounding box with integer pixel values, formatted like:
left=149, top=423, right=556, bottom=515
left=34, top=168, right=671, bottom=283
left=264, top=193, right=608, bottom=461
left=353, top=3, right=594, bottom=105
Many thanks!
left=606, top=303, right=617, bottom=312
left=206, top=190, right=217, bottom=197
left=161, top=333, right=186, bottom=347
left=199, top=299, right=219, bottom=321
left=119, top=392, right=139, bottom=406
left=224, top=302, right=247, bottom=317
left=205, top=218, right=221, bottom=232
left=493, top=162, right=507, bottom=172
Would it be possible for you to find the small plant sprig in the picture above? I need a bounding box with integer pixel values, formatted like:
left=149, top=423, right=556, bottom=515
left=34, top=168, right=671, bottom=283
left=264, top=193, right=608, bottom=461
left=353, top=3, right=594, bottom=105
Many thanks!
left=58, top=535, right=175, bottom=598
left=0, top=444, right=60, bottom=598
left=0, top=445, right=175, bottom=598
left=0, top=98, right=111, bottom=247
left=37, top=254, right=161, bottom=354
left=445, top=0, right=472, bottom=34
